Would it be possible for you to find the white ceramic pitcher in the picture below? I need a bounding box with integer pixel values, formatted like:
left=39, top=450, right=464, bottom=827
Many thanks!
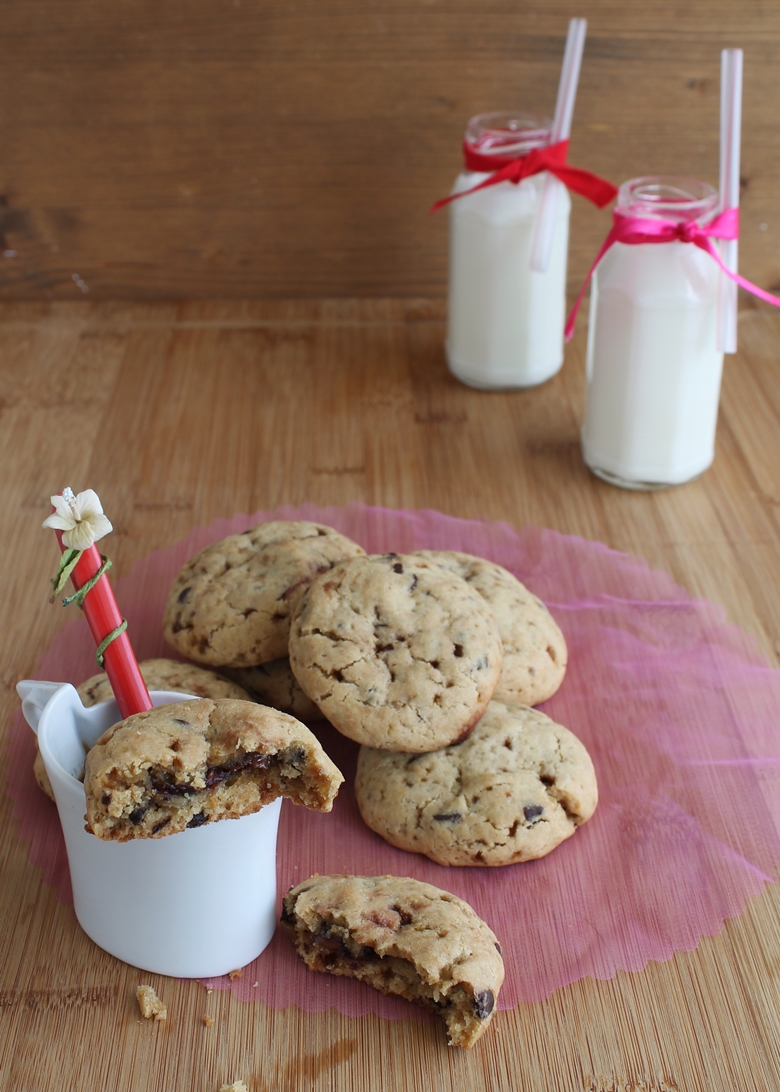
left=17, top=681, right=282, bottom=977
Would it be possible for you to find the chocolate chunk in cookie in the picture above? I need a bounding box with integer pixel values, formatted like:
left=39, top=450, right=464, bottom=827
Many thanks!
left=162, top=521, right=365, bottom=668
left=83, top=698, right=343, bottom=841
left=355, top=700, right=597, bottom=866
left=288, top=553, right=503, bottom=752
left=282, top=873, right=504, bottom=1048
left=412, top=551, right=567, bottom=706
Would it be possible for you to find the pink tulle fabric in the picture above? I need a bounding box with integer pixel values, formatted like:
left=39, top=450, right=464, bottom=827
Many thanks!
left=6, top=504, right=780, bottom=1021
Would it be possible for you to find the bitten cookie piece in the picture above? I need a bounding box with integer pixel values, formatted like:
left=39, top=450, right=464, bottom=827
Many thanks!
left=162, top=521, right=365, bottom=668
left=355, top=700, right=597, bottom=866
left=224, top=659, right=320, bottom=721
left=288, top=553, right=503, bottom=752
left=33, top=659, right=251, bottom=803
left=83, top=698, right=343, bottom=841
left=412, top=551, right=567, bottom=706
left=282, top=874, right=504, bottom=1048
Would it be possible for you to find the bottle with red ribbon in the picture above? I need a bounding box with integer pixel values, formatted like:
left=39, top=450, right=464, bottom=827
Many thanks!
left=581, top=176, right=726, bottom=489
left=444, top=112, right=572, bottom=390
left=439, top=111, right=617, bottom=390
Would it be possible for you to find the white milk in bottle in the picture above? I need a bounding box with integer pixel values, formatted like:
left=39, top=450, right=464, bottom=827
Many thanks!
left=582, top=176, right=724, bottom=488
left=446, top=113, right=571, bottom=390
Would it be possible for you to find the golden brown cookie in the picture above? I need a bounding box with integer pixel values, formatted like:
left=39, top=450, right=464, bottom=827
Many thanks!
left=289, top=553, right=503, bottom=752
left=84, top=698, right=344, bottom=841
left=412, top=551, right=567, bottom=705
left=223, top=659, right=320, bottom=720
left=282, top=873, right=504, bottom=1048
left=77, top=658, right=250, bottom=705
left=355, top=700, right=597, bottom=866
left=33, top=659, right=250, bottom=802
left=162, top=521, right=365, bottom=668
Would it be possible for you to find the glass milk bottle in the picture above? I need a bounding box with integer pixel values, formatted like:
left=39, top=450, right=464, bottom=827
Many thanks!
left=446, top=112, right=571, bottom=389
left=582, top=176, right=724, bottom=489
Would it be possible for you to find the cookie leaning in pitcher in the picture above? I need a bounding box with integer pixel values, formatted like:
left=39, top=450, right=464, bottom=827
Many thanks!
left=411, top=551, right=567, bottom=706
left=33, top=659, right=251, bottom=803
left=162, top=521, right=365, bottom=668
left=288, top=553, right=503, bottom=752
left=282, top=874, right=504, bottom=1048
left=355, top=700, right=597, bottom=866
left=83, top=698, right=343, bottom=841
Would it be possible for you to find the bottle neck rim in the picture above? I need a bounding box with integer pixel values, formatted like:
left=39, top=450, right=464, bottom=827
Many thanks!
left=615, top=175, right=719, bottom=224
left=465, top=111, right=553, bottom=158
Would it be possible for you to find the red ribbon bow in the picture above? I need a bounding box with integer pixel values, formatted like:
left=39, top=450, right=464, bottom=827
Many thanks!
left=565, top=207, right=780, bottom=341
left=431, top=139, right=618, bottom=213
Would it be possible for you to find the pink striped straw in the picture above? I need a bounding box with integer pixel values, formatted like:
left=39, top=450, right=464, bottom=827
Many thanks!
left=718, top=48, right=743, bottom=354
left=530, top=18, right=587, bottom=273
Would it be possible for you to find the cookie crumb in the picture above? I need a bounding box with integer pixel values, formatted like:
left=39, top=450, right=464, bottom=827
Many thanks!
left=203, top=1013, right=213, bottom=1027
left=252, top=981, right=258, bottom=988
left=228, top=968, right=243, bottom=979
left=136, top=984, right=167, bottom=1021
left=219, top=1082, right=247, bottom=1092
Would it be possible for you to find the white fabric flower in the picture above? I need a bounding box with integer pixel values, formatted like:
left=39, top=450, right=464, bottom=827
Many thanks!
left=42, top=487, right=113, bottom=550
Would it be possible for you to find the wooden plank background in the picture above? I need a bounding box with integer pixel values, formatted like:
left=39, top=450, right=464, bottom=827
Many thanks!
left=1, top=0, right=779, bottom=301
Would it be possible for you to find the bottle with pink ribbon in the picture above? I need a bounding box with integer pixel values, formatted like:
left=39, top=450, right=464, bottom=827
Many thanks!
left=578, top=49, right=763, bottom=489
left=581, top=175, right=726, bottom=488
left=435, top=20, right=617, bottom=390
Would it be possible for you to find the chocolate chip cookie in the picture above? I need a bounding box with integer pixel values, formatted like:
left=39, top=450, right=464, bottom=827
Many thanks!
left=223, top=659, right=320, bottom=721
left=84, top=698, right=344, bottom=841
left=282, top=873, right=504, bottom=1048
left=412, top=551, right=567, bottom=706
left=288, top=553, right=503, bottom=752
left=78, top=658, right=251, bottom=705
left=33, top=659, right=251, bottom=802
left=355, top=700, right=597, bottom=866
left=162, top=521, right=365, bottom=668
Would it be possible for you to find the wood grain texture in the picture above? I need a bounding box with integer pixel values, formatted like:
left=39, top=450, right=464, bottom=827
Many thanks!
left=1, top=1, right=780, bottom=300
left=2, top=299, right=780, bottom=1090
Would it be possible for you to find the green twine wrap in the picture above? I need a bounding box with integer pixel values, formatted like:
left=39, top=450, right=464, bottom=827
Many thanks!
left=94, top=619, right=128, bottom=667
left=49, top=548, right=128, bottom=668
left=49, top=548, right=82, bottom=600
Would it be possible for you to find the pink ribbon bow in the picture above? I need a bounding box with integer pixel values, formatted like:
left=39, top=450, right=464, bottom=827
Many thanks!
left=565, top=207, right=780, bottom=341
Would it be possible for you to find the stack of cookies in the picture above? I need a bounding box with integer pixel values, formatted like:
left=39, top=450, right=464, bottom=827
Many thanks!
left=152, top=519, right=598, bottom=1045
left=283, top=546, right=597, bottom=869
left=38, top=520, right=611, bottom=1045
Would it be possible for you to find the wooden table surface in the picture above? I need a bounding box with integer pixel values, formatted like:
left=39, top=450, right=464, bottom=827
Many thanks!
left=2, top=298, right=780, bottom=1091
